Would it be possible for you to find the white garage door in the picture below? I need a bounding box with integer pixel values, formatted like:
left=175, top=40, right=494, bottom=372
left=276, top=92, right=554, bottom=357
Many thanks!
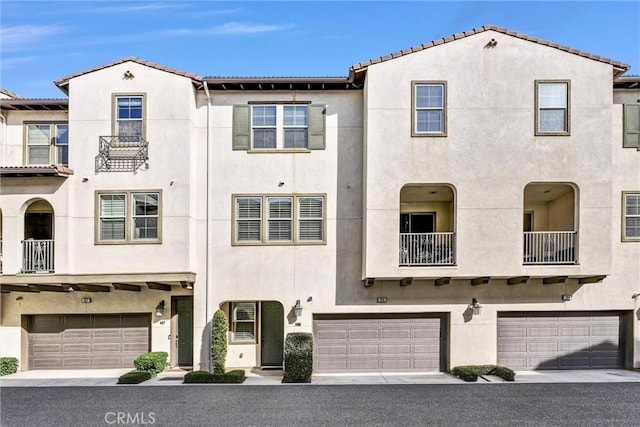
left=313, top=314, right=444, bottom=373
left=497, top=312, right=625, bottom=370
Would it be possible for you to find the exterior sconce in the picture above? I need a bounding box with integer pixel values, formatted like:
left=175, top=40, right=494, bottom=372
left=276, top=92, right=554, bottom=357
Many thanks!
left=155, top=300, right=165, bottom=317
left=293, top=300, right=303, bottom=318
left=471, top=298, right=483, bottom=316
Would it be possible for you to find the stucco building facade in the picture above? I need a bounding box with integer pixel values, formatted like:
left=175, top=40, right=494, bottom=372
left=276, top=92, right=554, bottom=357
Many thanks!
left=1, top=25, right=639, bottom=373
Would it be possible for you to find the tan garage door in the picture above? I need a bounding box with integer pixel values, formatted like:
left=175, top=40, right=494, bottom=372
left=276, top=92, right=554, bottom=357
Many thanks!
left=313, top=314, right=444, bottom=373
left=28, top=314, right=150, bottom=369
left=497, top=312, right=625, bottom=370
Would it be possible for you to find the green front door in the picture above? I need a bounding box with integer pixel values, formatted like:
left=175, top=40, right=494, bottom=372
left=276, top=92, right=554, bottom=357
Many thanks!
left=176, top=298, right=193, bottom=367
left=261, top=301, right=284, bottom=367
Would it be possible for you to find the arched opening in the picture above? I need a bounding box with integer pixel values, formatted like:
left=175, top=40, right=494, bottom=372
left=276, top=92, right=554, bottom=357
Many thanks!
left=523, top=183, right=577, bottom=264
left=399, top=184, right=456, bottom=266
left=22, top=200, right=55, bottom=273
left=0, top=209, right=3, bottom=273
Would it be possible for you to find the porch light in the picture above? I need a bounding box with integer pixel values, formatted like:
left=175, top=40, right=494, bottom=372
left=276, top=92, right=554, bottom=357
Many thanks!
left=293, top=300, right=303, bottom=318
left=471, top=298, right=483, bottom=316
left=155, top=300, right=165, bottom=317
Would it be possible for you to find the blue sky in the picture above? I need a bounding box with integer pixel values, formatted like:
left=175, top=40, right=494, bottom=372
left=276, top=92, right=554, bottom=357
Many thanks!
left=2, top=1, right=639, bottom=99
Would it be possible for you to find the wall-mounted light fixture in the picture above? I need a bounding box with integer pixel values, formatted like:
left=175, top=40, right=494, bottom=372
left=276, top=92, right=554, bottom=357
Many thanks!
left=155, top=300, right=165, bottom=317
left=293, top=300, right=303, bottom=318
left=471, top=298, right=483, bottom=315
left=562, top=294, right=572, bottom=301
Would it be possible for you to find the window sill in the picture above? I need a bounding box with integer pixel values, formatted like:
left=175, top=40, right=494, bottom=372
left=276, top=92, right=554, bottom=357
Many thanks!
left=534, top=132, right=571, bottom=137
left=232, top=241, right=326, bottom=246
left=411, top=132, right=447, bottom=138
left=247, top=149, right=311, bottom=154
left=95, top=240, right=162, bottom=245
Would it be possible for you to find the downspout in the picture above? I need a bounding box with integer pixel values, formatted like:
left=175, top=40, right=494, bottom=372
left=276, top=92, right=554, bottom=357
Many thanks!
left=203, top=81, right=212, bottom=370
left=0, top=113, right=6, bottom=165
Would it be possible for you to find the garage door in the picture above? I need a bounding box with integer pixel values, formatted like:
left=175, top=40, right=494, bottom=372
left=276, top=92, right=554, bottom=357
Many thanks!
left=313, top=314, right=444, bottom=373
left=28, top=314, right=150, bottom=369
left=497, top=312, right=625, bottom=370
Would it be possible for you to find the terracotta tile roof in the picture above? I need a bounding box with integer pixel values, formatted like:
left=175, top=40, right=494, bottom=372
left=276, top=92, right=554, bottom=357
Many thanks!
left=54, top=56, right=202, bottom=89
left=0, top=98, right=68, bottom=111
left=0, top=88, right=22, bottom=99
left=0, top=165, right=74, bottom=177
left=350, top=24, right=630, bottom=77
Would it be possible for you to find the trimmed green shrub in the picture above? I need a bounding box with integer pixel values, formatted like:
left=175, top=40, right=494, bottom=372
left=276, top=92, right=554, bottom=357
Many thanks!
left=210, top=309, right=228, bottom=374
left=133, top=351, right=168, bottom=375
left=451, top=365, right=515, bottom=382
left=117, top=370, right=153, bottom=384
left=282, top=332, right=313, bottom=383
left=183, top=369, right=246, bottom=384
left=0, top=357, right=19, bottom=376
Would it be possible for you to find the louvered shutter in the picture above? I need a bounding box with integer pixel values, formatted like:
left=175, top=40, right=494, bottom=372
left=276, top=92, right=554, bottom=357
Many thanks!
left=233, top=105, right=251, bottom=150
left=623, top=104, right=640, bottom=148
left=267, top=197, right=293, bottom=241
left=308, top=104, right=326, bottom=150
left=236, top=197, right=262, bottom=241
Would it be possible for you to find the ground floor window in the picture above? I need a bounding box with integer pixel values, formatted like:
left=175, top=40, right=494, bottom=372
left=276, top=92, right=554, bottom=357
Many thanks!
left=231, top=302, right=256, bottom=342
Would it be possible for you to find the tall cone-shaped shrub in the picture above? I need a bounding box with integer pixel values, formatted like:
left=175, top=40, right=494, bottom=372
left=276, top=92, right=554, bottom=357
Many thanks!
left=211, top=309, right=228, bottom=373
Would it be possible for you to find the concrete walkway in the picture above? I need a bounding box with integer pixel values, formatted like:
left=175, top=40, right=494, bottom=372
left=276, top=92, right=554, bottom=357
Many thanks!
left=1, top=368, right=640, bottom=387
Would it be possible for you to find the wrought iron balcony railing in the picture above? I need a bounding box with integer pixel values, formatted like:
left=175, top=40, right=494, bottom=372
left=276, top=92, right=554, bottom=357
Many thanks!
left=400, top=232, right=455, bottom=266
left=21, top=239, right=54, bottom=273
left=523, top=231, right=577, bottom=265
left=95, top=135, right=149, bottom=173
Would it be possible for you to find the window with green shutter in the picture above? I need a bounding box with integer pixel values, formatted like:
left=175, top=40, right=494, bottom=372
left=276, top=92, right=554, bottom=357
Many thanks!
left=623, top=104, right=640, bottom=148
left=232, top=103, right=325, bottom=150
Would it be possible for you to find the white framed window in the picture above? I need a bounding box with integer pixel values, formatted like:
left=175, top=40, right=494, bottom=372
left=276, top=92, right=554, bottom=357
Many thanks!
left=26, top=123, right=69, bottom=166
left=115, top=95, right=144, bottom=140
left=233, top=194, right=325, bottom=245
left=536, top=81, right=569, bottom=135
left=412, top=82, right=446, bottom=136
left=623, top=192, right=640, bottom=241
left=97, top=191, right=161, bottom=244
left=251, top=104, right=309, bottom=149
left=232, top=302, right=256, bottom=342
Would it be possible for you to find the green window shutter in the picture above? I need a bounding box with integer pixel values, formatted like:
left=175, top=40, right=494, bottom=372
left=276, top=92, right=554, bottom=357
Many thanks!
left=233, top=105, right=251, bottom=150
left=308, top=104, right=326, bottom=150
left=623, top=104, right=640, bottom=148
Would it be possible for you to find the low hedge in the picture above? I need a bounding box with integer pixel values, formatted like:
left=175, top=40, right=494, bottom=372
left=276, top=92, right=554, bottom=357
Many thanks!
left=133, top=351, right=168, bottom=375
left=282, top=332, right=313, bottom=383
left=183, top=370, right=246, bottom=384
left=451, top=365, right=515, bottom=382
left=0, top=357, right=19, bottom=376
left=117, top=370, right=153, bottom=384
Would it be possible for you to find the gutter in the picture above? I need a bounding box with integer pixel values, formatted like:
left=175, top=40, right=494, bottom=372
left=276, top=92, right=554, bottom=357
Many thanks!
left=203, top=81, right=212, bottom=371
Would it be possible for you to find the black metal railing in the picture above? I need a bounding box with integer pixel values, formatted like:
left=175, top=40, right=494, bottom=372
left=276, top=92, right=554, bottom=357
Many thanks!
left=95, top=135, right=149, bottom=173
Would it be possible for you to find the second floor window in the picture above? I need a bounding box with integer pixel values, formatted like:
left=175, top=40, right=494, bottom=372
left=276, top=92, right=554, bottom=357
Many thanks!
left=116, top=95, right=144, bottom=140
left=623, top=192, right=640, bottom=241
left=26, top=123, right=68, bottom=166
left=412, top=82, right=446, bottom=136
left=97, top=191, right=160, bottom=244
left=234, top=194, right=325, bottom=244
left=536, top=81, right=569, bottom=135
left=252, top=104, right=309, bottom=149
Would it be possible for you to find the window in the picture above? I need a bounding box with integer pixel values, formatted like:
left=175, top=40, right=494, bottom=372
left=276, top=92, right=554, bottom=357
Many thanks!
left=412, top=82, right=446, bottom=136
left=234, top=194, right=325, bottom=244
left=623, top=104, right=640, bottom=148
left=232, top=104, right=325, bottom=150
left=251, top=104, right=309, bottom=149
left=623, top=192, right=640, bottom=241
left=232, top=302, right=256, bottom=342
left=536, top=81, right=569, bottom=135
left=115, top=95, right=144, bottom=140
left=97, top=191, right=161, bottom=243
left=26, top=123, right=69, bottom=166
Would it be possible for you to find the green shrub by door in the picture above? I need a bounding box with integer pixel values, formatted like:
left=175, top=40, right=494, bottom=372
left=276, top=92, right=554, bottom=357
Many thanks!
left=0, top=357, right=19, bottom=376
left=211, top=309, right=228, bottom=374
left=282, top=332, right=313, bottom=383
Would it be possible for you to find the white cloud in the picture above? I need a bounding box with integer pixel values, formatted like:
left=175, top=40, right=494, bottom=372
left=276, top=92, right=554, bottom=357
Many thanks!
left=162, top=22, right=291, bottom=37
left=0, top=55, right=41, bottom=68
left=1, top=25, right=65, bottom=52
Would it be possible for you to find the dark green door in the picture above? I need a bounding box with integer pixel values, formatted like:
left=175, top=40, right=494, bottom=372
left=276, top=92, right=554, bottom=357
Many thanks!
left=176, top=298, right=193, bottom=367
left=261, top=301, right=284, bottom=367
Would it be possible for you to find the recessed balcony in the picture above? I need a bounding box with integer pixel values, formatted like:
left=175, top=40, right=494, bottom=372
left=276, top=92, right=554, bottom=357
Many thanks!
left=21, top=239, right=54, bottom=273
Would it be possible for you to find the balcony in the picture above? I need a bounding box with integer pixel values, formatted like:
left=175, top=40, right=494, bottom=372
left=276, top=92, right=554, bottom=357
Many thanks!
left=400, top=232, right=455, bottom=266
left=21, top=239, right=54, bottom=273
left=95, top=136, right=149, bottom=173
left=523, top=231, right=577, bottom=265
